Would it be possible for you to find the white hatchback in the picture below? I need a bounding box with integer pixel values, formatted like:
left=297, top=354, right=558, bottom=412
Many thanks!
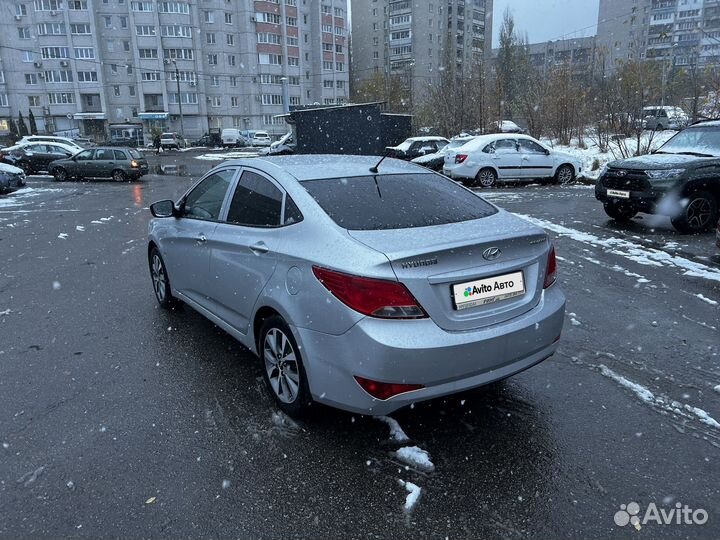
left=443, top=134, right=582, bottom=187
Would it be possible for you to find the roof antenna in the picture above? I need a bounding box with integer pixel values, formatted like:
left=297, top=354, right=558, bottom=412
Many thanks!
left=369, top=150, right=391, bottom=173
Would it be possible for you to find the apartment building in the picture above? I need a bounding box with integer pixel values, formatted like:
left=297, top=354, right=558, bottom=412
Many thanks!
left=351, top=0, right=493, bottom=109
left=0, top=0, right=349, bottom=142
left=525, top=36, right=598, bottom=81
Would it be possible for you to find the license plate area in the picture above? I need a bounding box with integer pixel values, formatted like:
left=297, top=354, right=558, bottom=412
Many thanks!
left=607, top=189, right=630, bottom=199
left=452, top=271, right=525, bottom=310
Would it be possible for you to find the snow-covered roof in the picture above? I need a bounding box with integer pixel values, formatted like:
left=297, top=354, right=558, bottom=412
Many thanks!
left=405, top=136, right=449, bottom=142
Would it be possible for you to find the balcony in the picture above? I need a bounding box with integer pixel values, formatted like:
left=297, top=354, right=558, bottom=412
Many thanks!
left=80, top=94, right=102, bottom=113
left=143, top=94, right=164, bottom=112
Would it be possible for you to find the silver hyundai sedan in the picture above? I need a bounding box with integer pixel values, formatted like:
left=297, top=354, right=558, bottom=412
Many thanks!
left=147, top=155, right=565, bottom=416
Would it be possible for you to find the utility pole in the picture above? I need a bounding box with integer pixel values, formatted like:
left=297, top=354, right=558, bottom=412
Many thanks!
left=172, top=60, right=185, bottom=137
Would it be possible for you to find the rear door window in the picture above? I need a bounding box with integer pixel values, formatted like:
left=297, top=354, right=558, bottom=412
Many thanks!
left=226, top=170, right=283, bottom=227
left=303, top=173, right=497, bottom=230
left=95, top=149, right=112, bottom=160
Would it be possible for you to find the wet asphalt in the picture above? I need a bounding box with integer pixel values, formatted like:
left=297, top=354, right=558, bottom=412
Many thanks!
left=1, top=150, right=719, bottom=540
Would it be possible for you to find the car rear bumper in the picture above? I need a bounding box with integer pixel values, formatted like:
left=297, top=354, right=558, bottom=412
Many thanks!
left=293, top=285, right=565, bottom=415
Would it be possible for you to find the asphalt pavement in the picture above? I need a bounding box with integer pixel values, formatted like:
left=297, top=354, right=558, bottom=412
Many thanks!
left=1, top=152, right=719, bottom=539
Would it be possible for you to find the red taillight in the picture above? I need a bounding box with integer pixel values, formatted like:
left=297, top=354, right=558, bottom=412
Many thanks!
left=354, top=376, right=424, bottom=400
left=544, top=244, right=557, bottom=289
left=455, top=154, right=468, bottom=164
left=312, top=266, right=427, bottom=319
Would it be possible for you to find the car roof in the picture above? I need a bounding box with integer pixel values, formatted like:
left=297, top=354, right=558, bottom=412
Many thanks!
left=405, top=136, right=449, bottom=142
left=220, top=154, right=426, bottom=181
left=455, top=133, right=539, bottom=151
left=8, top=141, right=78, bottom=152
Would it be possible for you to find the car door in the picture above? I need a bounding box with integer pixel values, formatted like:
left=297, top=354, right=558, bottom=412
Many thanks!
left=161, top=168, right=237, bottom=309
left=517, top=139, right=554, bottom=178
left=23, top=144, right=47, bottom=171
left=72, top=149, right=95, bottom=177
left=488, top=138, right=521, bottom=179
left=207, top=168, right=288, bottom=333
left=92, top=148, right=116, bottom=178
left=45, top=145, right=73, bottom=171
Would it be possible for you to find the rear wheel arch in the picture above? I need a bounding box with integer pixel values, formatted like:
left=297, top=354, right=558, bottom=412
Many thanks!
left=253, top=306, right=282, bottom=355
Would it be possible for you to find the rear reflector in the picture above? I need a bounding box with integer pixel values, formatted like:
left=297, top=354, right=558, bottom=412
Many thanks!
left=354, top=376, right=424, bottom=400
left=544, top=244, right=557, bottom=289
left=312, top=266, right=427, bottom=319
left=455, top=154, right=468, bottom=164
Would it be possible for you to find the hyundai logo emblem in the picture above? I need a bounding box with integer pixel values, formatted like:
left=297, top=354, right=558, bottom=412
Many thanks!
left=482, top=247, right=502, bottom=261
left=616, top=170, right=627, bottom=177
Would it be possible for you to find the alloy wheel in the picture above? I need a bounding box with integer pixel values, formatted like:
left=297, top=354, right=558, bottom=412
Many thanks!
left=263, top=328, right=301, bottom=404
left=478, top=169, right=496, bottom=188
left=557, top=165, right=574, bottom=184
left=150, top=253, right=167, bottom=303
left=687, top=197, right=712, bottom=229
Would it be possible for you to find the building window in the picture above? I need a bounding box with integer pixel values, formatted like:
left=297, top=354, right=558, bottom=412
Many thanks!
left=129, top=85, right=136, bottom=97
left=227, top=34, right=234, bottom=46
left=44, top=70, right=74, bottom=83
left=18, top=28, right=31, bottom=39
left=231, top=96, right=239, bottom=107
left=206, top=33, right=216, bottom=44
left=210, top=96, right=222, bottom=107
left=142, top=71, right=161, bottom=81
left=208, top=54, right=218, bottom=65
left=288, top=57, right=299, bottom=66
left=37, top=23, right=66, bottom=35
left=77, top=71, right=98, bottom=82
left=41, top=47, right=69, bottom=59
left=136, top=25, right=156, bottom=36
left=113, top=85, right=121, bottom=96
left=29, top=96, right=41, bottom=107
left=287, top=16, right=297, bottom=26
left=257, top=12, right=280, bottom=24
left=74, top=47, right=95, bottom=59
left=230, top=76, right=237, bottom=87
left=168, top=92, right=198, bottom=104
left=210, top=75, right=219, bottom=86
left=33, top=0, right=63, bottom=11
left=162, top=25, right=191, bottom=37
left=104, top=16, right=112, bottom=28
left=139, top=48, right=159, bottom=59
left=228, top=55, right=236, bottom=66
left=261, top=94, right=283, bottom=105
left=25, top=73, right=38, bottom=85
left=48, top=92, right=75, bottom=104
left=224, top=12, right=232, bottom=24
left=204, top=10, right=214, bottom=23
left=131, top=1, right=153, bottom=11
left=158, top=2, right=188, bottom=14
left=258, top=53, right=282, bottom=65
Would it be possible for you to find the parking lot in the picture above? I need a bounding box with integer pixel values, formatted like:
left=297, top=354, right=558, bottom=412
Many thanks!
left=1, top=153, right=719, bottom=539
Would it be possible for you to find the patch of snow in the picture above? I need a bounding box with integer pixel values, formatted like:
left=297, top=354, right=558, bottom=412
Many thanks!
left=714, top=385, right=720, bottom=394
left=395, top=446, right=435, bottom=473
left=683, top=404, right=720, bottom=429
left=57, top=233, right=68, bottom=240
left=695, top=294, right=718, bottom=306
left=599, top=365, right=654, bottom=403
left=0, top=309, right=11, bottom=316
left=376, top=416, right=410, bottom=443
left=398, top=479, right=421, bottom=512
left=516, top=214, right=720, bottom=283
left=75, top=225, right=85, bottom=232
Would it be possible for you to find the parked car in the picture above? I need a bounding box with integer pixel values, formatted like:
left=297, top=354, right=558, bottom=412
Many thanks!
left=72, top=136, right=96, bottom=147
left=443, top=134, right=582, bottom=187
left=192, top=133, right=221, bottom=148
left=160, top=132, right=186, bottom=150
left=0, top=142, right=77, bottom=174
left=491, top=120, right=526, bottom=134
left=411, top=135, right=478, bottom=172
left=259, top=132, right=296, bottom=156
left=19, top=135, right=84, bottom=152
left=716, top=217, right=720, bottom=250
left=0, top=162, right=26, bottom=193
left=595, top=120, right=720, bottom=233
left=386, top=136, right=450, bottom=160
left=146, top=155, right=565, bottom=416
left=641, top=106, right=689, bottom=131
left=250, top=131, right=272, bottom=147
left=49, top=147, right=149, bottom=182
left=221, top=128, right=247, bottom=148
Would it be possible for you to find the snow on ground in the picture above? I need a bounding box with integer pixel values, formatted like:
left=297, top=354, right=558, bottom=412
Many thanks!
left=395, top=446, right=435, bottom=473
left=542, top=131, right=676, bottom=181
left=599, top=365, right=720, bottom=431
left=516, top=214, right=720, bottom=284
left=397, top=480, right=421, bottom=512
left=695, top=294, right=718, bottom=306
left=376, top=416, right=410, bottom=444
left=195, top=150, right=260, bottom=161
left=0, top=187, right=63, bottom=208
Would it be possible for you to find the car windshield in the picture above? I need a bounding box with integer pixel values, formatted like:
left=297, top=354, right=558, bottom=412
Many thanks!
left=656, top=127, right=720, bottom=156
left=303, top=173, right=497, bottom=230
left=128, top=149, right=142, bottom=159
left=394, top=139, right=414, bottom=152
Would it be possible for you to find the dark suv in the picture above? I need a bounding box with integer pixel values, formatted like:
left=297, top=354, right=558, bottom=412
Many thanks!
left=595, top=121, right=720, bottom=233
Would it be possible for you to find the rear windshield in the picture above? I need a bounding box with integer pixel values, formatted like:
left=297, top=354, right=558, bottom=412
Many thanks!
left=303, top=173, right=497, bottom=230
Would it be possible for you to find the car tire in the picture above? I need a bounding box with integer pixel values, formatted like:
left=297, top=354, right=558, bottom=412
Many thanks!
left=603, top=202, right=637, bottom=222
left=554, top=164, right=575, bottom=185
left=53, top=167, right=68, bottom=182
left=475, top=168, right=497, bottom=188
left=259, top=315, right=312, bottom=417
left=112, top=169, right=128, bottom=182
left=148, top=247, right=179, bottom=309
left=671, top=191, right=718, bottom=234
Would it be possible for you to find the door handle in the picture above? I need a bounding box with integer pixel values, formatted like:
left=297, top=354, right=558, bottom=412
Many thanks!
left=249, top=241, right=269, bottom=254
left=196, top=233, right=207, bottom=243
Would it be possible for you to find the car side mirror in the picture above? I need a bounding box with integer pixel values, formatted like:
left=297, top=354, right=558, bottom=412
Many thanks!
left=544, top=149, right=550, bottom=155
left=150, top=199, right=176, bottom=218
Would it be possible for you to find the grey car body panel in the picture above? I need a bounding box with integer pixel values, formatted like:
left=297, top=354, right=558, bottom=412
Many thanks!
left=148, top=155, right=566, bottom=414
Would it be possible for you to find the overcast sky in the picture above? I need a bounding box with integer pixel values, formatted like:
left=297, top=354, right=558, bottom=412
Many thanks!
left=491, top=0, right=600, bottom=48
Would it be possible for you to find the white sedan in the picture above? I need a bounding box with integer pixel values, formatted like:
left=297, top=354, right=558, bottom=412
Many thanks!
left=443, top=134, right=582, bottom=187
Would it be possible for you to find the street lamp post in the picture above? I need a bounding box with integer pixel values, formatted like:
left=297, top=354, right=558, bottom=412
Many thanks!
left=172, top=59, right=185, bottom=137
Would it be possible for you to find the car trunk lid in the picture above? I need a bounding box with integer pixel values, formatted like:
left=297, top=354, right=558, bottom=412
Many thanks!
left=347, top=211, right=550, bottom=332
